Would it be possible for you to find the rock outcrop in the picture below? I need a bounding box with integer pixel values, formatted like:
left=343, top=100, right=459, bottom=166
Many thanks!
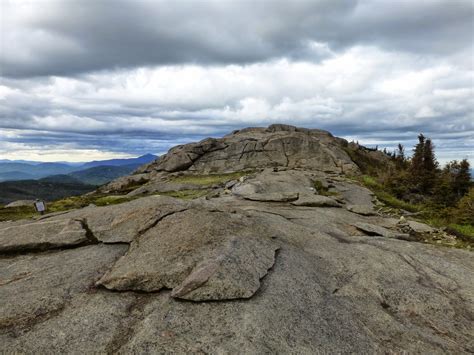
left=136, top=124, right=359, bottom=175
left=1, top=125, right=472, bottom=354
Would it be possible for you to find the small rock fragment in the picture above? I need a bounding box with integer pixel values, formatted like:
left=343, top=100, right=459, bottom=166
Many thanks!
left=406, top=220, right=435, bottom=234
left=291, top=194, right=341, bottom=207
left=346, top=205, right=377, bottom=216
left=353, top=222, right=410, bottom=240
left=243, top=192, right=299, bottom=202
left=225, top=179, right=238, bottom=189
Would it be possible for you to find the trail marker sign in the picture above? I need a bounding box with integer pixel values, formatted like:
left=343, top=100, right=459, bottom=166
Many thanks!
left=34, top=200, right=46, bottom=214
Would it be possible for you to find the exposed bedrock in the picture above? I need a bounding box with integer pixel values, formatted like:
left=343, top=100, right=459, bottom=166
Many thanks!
left=1, top=124, right=472, bottom=354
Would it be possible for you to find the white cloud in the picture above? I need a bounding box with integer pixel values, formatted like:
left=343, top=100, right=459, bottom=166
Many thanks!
left=0, top=1, right=472, bottom=164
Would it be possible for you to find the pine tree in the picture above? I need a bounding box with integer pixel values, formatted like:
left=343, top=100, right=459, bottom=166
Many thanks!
left=433, top=161, right=457, bottom=207
left=453, top=187, right=474, bottom=224
left=395, top=143, right=407, bottom=168
left=410, top=134, right=425, bottom=190
left=420, top=138, right=438, bottom=193
left=397, top=143, right=405, bottom=161
left=454, top=159, right=471, bottom=198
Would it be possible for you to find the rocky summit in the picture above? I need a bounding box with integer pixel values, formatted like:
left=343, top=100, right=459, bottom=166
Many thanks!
left=1, top=124, right=473, bottom=354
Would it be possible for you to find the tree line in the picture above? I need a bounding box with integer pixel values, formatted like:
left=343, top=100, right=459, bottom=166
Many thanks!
left=378, top=134, right=473, bottom=225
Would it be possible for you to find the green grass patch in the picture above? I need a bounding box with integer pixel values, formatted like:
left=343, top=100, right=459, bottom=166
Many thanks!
left=374, top=190, right=422, bottom=213
left=0, top=193, right=139, bottom=222
left=448, top=224, right=474, bottom=239
left=93, top=195, right=135, bottom=206
left=156, top=189, right=209, bottom=200
left=361, top=175, right=383, bottom=189
left=114, top=178, right=150, bottom=194
left=313, top=180, right=339, bottom=197
left=47, top=195, right=94, bottom=212
left=356, top=174, right=421, bottom=213
left=0, top=205, right=37, bottom=222
left=48, top=194, right=137, bottom=210
left=170, top=171, right=249, bottom=186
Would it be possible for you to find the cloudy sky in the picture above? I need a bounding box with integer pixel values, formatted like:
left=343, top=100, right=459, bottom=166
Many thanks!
left=0, top=0, right=473, bottom=163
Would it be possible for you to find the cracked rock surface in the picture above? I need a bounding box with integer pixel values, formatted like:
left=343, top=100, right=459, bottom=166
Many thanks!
left=98, top=208, right=279, bottom=301
left=1, top=125, right=473, bottom=354
left=65, top=195, right=188, bottom=243
left=135, top=124, right=359, bottom=175
left=0, top=244, right=127, bottom=329
left=0, top=218, right=89, bottom=253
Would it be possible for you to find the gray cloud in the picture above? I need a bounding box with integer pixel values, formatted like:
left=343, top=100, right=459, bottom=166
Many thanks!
left=0, top=0, right=472, bottom=164
left=1, top=0, right=472, bottom=77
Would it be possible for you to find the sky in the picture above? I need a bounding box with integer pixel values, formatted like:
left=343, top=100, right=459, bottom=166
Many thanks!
left=0, top=0, right=473, bottom=164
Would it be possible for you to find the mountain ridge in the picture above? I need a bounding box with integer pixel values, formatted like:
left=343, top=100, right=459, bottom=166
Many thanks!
left=0, top=124, right=472, bottom=353
left=0, top=154, right=157, bottom=182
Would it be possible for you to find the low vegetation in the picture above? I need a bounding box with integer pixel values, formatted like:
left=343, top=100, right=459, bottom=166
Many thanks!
left=353, top=134, right=473, bottom=242
left=0, top=205, right=38, bottom=221
left=0, top=172, right=234, bottom=221
left=0, top=193, right=137, bottom=222
left=313, top=180, right=339, bottom=197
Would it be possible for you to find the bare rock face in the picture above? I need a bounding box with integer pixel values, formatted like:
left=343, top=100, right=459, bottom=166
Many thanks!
left=291, top=194, right=341, bottom=207
left=69, top=195, right=188, bottom=243
left=137, top=124, right=359, bottom=175
left=0, top=244, right=127, bottom=330
left=406, top=220, right=435, bottom=233
left=1, top=125, right=473, bottom=354
left=0, top=218, right=89, bottom=253
left=353, top=222, right=410, bottom=240
left=97, top=208, right=279, bottom=301
left=346, top=204, right=377, bottom=216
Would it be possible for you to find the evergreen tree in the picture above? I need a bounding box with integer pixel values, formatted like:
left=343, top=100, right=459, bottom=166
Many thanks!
left=453, top=187, right=474, bottom=224
left=395, top=143, right=407, bottom=169
left=454, top=159, right=471, bottom=198
left=433, top=161, right=457, bottom=207
left=420, top=138, right=438, bottom=193
left=397, top=143, right=405, bottom=161
left=410, top=134, right=425, bottom=190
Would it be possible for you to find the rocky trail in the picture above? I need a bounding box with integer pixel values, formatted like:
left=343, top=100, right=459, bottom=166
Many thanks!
left=1, top=125, right=472, bottom=353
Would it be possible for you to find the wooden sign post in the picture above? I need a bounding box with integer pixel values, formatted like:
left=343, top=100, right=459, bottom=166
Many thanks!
left=34, top=200, right=46, bottom=215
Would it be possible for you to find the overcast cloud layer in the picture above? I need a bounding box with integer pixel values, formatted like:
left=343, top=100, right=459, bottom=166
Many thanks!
left=0, top=0, right=473, bottom=163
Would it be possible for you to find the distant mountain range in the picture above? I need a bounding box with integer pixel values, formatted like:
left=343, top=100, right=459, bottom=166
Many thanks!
left=0, top=154, right=157, bottom=205
left=0, top=154, right=157, bottom=183
left=65, top=164, right=143, bottom=185
left=80, top=154, right=156, bottom=169
left=0, top=177, right=96, bottom=205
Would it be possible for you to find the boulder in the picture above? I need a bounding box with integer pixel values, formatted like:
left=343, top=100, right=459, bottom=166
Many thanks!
left=98, top=173, right=151, bottom=194
left=353, top=222, right=410, bottom=239
left=334, top=182, right=374, bottom=206
left=97, top=208, right=279, bottom=301
left=291, top=194, right=341, bottom=207
left=406, top=220, right=435, bottom=234
left=232, top=169, right=314, bottom=200
left=346, top=204, right=377, bottom=216
left=138, top=125, right=359, bottom=175
left=242, top=192, right=299, bottom=202
left=224, top=179, right=238, bottom=189
left=0, top=218, right=89, bottom=253
left=4, top=200, right=35, bottom=208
